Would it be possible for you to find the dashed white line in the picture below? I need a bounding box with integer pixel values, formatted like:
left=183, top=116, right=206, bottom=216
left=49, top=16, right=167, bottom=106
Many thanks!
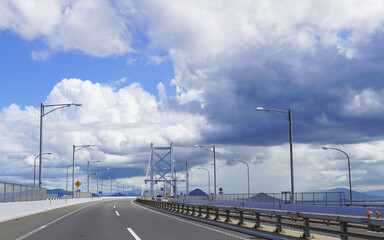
left=115, top=211, right=120, bottom=216
left=127, top=228, right=141, bottom=240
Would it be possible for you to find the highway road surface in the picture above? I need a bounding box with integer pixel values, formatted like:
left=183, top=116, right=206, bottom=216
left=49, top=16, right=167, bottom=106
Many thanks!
left=0, top=198, right=264, bottom=240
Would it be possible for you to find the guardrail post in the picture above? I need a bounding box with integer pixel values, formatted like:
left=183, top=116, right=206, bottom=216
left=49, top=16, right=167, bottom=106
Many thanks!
left=275, top=215, right=282, bottom=233
left=302, top=218, right=310, bottom=238
left=186, top=205, right=189, bottom=215
left=214, top=208, right=219, bottom=220
left=192, top=206, right=195, bottom=216
left=238, top=210, right=244, bottom=225
left=225, top=210, right=231, bottom=223
left=340, top=222, right=348, bottom=240
left=254, top=213, right=261, bottom=229
left=206, top=206, right=210, bottom=219
left=198, top=206, right=202, bottom=217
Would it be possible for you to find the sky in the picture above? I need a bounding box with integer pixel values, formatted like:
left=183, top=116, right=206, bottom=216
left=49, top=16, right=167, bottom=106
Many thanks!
left=1, top=0, right=384, bottom=195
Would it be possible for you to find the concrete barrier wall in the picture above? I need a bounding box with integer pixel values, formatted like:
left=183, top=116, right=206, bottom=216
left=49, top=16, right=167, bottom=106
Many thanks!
left=173, top=199, right=384, bottom=217
left=0, top=198, right=101, bottom=223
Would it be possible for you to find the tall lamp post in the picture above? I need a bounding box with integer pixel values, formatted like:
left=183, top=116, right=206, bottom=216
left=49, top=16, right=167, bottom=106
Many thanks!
left=195, top=145, right=216, bottom=198
left=72, top=144, right=95, bottom=198
left=34, top=153, right=52, bottom=188
left=174, top=160, right=189, bottom=196
left=322, top=146, right=353, bottom=206
left=256, top=107, right=294, bottom=204
left=88, top=160, right=102, bottom=193
left=198, top=167, right=211, bottom=197
left=66, top=164, right=78, bottom=197
left=39, top=103, right=81, bottom=188
left=96, top=168, right=109, bottom=197
left=233, top=159, right=250, bottom=202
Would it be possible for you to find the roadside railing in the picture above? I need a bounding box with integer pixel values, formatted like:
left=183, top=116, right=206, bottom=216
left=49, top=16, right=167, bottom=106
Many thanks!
left=175, top=191, right=346, bottom=206
left=0, top=181, right=46, bottom=202
left=137, top=198, right=384, bottom=240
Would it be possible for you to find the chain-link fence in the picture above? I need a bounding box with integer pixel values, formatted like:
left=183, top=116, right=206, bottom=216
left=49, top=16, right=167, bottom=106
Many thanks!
left=176, top=191, right=346, bottom=206
left=0, top=181, right=46, bottom=202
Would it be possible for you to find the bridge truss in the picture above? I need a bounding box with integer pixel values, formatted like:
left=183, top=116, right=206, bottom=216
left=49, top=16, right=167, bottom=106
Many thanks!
left=145, top=143, right=175, bottom=197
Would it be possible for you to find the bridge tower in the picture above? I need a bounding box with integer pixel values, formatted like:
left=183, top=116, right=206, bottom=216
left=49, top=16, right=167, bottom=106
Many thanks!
left=145, top=143, right=174, bottom=197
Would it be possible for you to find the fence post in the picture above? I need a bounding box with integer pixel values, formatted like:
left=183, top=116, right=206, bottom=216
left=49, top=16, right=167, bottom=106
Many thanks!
left=206, top=206, right=210, bottom=219
left=225, top=210, right=231, bottom=223
left=12, top=184, right=15, bottom=202
left=302, top=218, right=311, bottom=238
left=275, top=215, right=282, bottom=233
left=254, top=213, right=261, bottom=229
left=238, top=210, right=244, bottom=225
left=3, top=183, right=6, bottom=201
left=214, top=208, right=219, bottom=220
left=340, top=222, right=348, bottom=240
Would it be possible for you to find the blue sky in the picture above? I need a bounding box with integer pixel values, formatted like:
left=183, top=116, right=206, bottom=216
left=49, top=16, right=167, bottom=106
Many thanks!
left=1, top=0, right=384, bottom=195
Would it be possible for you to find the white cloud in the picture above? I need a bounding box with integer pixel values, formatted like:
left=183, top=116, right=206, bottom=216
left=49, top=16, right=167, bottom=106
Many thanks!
left=0, top=0, right=132, bottom=57
left=0, top=79, right=209, bottom=191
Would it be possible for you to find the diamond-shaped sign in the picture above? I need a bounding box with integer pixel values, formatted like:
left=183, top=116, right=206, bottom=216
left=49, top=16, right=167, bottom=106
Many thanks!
left=75, top=181, right=81, bottom=187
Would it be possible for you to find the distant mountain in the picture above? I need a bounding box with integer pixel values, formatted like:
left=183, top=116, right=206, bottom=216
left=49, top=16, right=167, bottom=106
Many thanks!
left=250, top=193, right=281, bottom=202
left=322, top=188, right=384, bottom=200
left=363, top=190, right=384, bottom=198
left=47, top=189, right=70, bottom=198
left=189, top=188, right=208, bottom=196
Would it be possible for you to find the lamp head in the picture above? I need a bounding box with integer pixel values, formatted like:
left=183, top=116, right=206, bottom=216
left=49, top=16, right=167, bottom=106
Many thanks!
left=322, top=147, right=328, bottom=150
left=194, top=145, right=200, bottom=147
left=74, top=103, right=82, bottom=106
left=256, top=107, right=264, bottom=111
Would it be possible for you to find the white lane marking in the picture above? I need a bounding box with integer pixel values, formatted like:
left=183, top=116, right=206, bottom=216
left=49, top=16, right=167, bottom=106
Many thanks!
left=115, top=211, right=120, bottom=216
left=16, top=203, right=96, bottom=240
left=127, top=228, right=141, bottom=240
left=131, top=200, right=247, bottom=240
left=114, top=205, right=116, bottom=209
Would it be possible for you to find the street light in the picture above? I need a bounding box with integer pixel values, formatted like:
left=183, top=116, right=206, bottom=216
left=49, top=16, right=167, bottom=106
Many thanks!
left=72, top=144, right=95, bottom=198
left=256, top=107, right=294, bottom=204
left=96, top=168, right=109, bottom=197
left=233, top=159, right=250, bottom=202
left=322, top=146, right=353, bottom=206
left=198, top=167, right=210, bottom=197
left=88, top=160, right=102, bottom=193
left=174, top=160, right=189, bottom=196
left=66, top=164, right=78, bottom=197
left=39, top=103, right=81, bottom=188
left=195, top=145, right=216, bottom=198
left=34, top=153, right=52, bottom=188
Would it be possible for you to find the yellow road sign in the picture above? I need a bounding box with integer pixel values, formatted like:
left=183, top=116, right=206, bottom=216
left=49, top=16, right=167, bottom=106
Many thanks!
left=75, top=181, right=81, bottom=187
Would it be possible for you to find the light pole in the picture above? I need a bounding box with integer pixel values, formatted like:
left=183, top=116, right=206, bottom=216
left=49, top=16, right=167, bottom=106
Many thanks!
left=66, top=164, right=78, bottom=197
left=96, top=168, right=109, bottom=197
left=34, top=153, right=52, bottom=188
left=39, top=103, right=81, bottom=188
left=233, top=159, right=250, bottom=202
left=322, top=146, right=353, bottom=206
left=256, top=107, right=294, bottom=204
left=198, top=167, right=210, bottom=197
left=195, top=145, right=216, bottom=198
left=88, top=160, right=101, bottom=193
left=174, top=160, right=189, bottom=196
left=72, top=145, right=95, bottom=198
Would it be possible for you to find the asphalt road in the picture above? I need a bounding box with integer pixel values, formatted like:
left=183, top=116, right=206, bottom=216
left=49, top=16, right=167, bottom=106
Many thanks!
left=0, top=198, right=263, bottom=240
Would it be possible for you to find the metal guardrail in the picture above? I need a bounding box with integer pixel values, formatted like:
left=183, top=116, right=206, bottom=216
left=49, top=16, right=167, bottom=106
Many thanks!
left=175, top=191, right=346, bottom=206
left=0, top=181, right=46, bottom=202
left=137, top=198, right=384, bottom=239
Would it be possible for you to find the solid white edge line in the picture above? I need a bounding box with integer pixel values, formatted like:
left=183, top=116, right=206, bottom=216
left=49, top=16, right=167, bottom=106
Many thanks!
left=127, top=228, right=141, bottom=240
left=16, top=203, right=97, bottom=240
left=115, top=211, right=120, bottom=216
left=131, top=200, right=247, bottom=240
